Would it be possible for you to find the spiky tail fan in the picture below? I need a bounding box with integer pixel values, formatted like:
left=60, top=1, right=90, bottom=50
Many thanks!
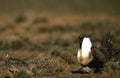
left=100, top=32, right=119, bottom=62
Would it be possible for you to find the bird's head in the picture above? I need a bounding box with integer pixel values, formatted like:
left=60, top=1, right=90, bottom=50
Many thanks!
left=2, top=53, right=11, bottom=61
left=78, top=33, right=94, bottom=48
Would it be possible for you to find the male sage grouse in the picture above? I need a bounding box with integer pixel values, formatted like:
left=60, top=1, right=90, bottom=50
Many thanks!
left=72, top=32, right=119, bottom=73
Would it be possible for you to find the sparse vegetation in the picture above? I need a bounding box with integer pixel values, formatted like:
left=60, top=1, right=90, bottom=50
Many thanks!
left=0, top=16, right=120, bottom=77
left=28, top=55, right=68, bottom=76
left=0, top=0, right=120, bottom=78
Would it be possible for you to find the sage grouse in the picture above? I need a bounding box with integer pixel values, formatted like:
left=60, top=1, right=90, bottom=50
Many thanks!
left=3, top=53, right=30, bottom=74
left=72, top=32, right=119, bottom=73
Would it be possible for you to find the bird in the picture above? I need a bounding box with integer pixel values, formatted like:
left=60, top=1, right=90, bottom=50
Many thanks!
left=77, top=35, right=93, bottom=73
left=3, top=53, right=31, bottom=75
left=72, top=32, right=119, bottom=73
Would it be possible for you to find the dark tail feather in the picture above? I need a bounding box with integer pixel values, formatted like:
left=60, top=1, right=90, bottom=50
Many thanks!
left=100, top=32, right=119, bottom=61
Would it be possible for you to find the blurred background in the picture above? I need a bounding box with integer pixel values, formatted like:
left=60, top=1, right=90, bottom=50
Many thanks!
left=0, top=0, right=120, bottom=15
left=0, top=0, right=120, bottom=78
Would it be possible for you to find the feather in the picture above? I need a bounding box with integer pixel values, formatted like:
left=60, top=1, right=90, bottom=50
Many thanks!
left=73, top=32, right=119, bottom=74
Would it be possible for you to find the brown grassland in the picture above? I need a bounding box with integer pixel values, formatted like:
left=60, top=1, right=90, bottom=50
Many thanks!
left=0, top=0, right=120, bottom=78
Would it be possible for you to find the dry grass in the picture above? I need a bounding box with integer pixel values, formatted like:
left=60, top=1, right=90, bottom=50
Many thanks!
left=0, top=12, right=119, bottom=78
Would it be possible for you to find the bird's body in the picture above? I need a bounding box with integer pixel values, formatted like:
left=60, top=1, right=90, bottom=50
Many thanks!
left=72, top=32, right=119, bottom=74
left=77, top=37, right=93, bottom=66
left=3, top=54, right=30, bottom=73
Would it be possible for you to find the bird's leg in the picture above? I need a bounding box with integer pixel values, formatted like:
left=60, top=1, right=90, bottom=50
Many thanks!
left=81, top=66, right=93, bottom=73
left=71, top=66, right=94, bottom=74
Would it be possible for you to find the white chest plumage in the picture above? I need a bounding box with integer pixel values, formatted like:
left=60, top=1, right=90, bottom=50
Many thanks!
left=77, top=37, right=93, bottom=65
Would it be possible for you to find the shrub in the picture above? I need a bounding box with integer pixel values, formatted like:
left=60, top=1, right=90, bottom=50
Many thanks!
left=28, top=55, right=68, bottom=76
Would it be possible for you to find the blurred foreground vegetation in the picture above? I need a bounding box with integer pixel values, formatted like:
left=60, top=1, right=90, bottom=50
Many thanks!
left=0, top=0, right=120, bottom=78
